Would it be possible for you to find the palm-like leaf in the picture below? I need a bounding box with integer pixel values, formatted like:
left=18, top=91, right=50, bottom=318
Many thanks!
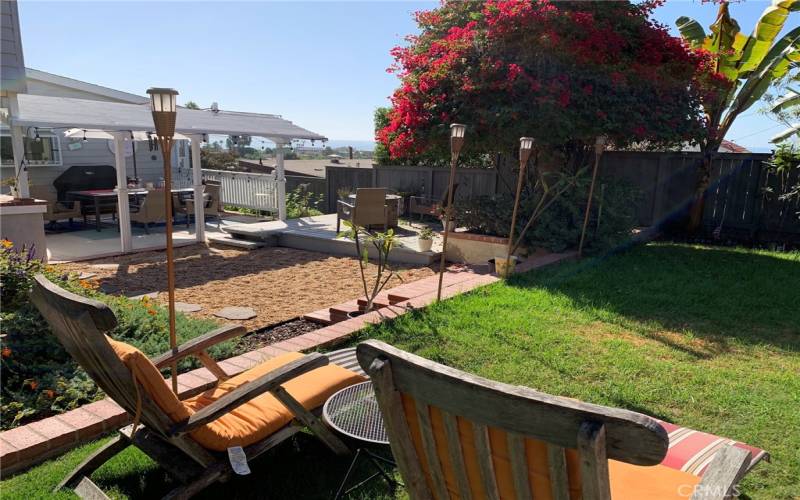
left=770, top=123, right=800, bottom=143
left=739, top=0, right=798, bottom=73
left=676, top=16, right=706, bottom=49
left=772, top=90, right=800, bottom=112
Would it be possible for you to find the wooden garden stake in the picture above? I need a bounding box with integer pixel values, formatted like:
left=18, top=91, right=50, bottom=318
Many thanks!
left=578, top=136, right=607, bottom=257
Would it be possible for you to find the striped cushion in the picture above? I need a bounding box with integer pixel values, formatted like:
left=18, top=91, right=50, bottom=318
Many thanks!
left=328, top=348, right=769, bottom=478
left=656, top=419, right=769, bottom=477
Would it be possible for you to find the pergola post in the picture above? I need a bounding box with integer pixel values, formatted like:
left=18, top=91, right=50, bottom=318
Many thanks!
left=274, top=140, right=287, bottom=221
left=111, top=132, right=132, bottom=252
left=188, top=135, right=206, bottom=242
left=7, top=95, right=29, bottom=198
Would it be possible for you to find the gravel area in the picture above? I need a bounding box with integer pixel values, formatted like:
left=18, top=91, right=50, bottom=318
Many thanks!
left=58, top=244, right=435, bottom=331
left=234, top=318, right=322, bottom=354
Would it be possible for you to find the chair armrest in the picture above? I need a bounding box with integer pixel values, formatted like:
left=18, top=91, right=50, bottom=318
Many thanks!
left=169, top=352, right=328, bottom=435
left=337, top=200, right=354, bottom=209
left=691, top=446, right=751, bottom=500
left=152, top=324, right=247, bottom=369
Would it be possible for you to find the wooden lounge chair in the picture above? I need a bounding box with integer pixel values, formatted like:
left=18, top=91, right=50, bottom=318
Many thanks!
left=30, top=275, right=365, bottom=499
left=356, top=340, right=754, bottom=500
left=409, top=183, right=459, bottom=221
left=337, top=187, right=389, bottom=233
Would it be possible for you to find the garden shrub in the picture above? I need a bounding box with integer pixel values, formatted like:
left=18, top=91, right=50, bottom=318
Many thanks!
left=0, top=241, right=227, bottom=430
left=286, top=184, right=324, bottom=219
left=453, top=176, right=640, bottom=253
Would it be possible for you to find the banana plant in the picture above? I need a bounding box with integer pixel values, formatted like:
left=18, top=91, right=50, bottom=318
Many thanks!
left=676, top=0, right=799, bottom=230
left=770, top=71, right=800, bottom=143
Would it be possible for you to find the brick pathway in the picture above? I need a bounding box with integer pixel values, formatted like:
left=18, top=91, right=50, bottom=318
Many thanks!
left=0, top=252, right=575, bottom=475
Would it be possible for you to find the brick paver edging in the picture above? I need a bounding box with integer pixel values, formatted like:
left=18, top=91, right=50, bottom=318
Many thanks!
left=0, top=252, right=575, bottom=476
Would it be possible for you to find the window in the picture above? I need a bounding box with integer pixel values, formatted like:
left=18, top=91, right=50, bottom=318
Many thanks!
left=0, top=130, right=62, bottom=167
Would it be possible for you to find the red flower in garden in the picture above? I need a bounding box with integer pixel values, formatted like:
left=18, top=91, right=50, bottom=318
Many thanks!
left=29, top=380, right=39, bottom=390
left=1, top=347, right=11, bottom=358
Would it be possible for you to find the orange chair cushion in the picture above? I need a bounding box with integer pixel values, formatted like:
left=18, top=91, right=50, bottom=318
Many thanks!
left=185, top=352, right=366, bottom=451
left=401, top=394, right=701, bottom=500
left=107, top=338, right=365, bottom=452
left=107, top=336, right=191, bottom=423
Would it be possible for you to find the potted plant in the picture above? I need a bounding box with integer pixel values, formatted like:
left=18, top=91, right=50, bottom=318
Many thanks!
left=340, top=220, right=399, bottom=316
left=417, top=226, right=434, bottom=252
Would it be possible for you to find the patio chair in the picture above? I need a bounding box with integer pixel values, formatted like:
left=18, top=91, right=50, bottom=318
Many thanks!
left=181, top=183, right=222, bottom=229
left=30, top=275, right=365, bottom=499
left=130, top=189, right=171, bottom=234
left=336, top=188, right=388, bottom=233
left=409, top=183, right=459, bottom=221
left=356, top=340, right=754, bottom=500
left=29, top=185, right=82, bottom=228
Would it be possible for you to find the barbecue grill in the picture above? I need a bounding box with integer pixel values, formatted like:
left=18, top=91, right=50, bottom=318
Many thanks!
left=53, top=165, right=117, bottom=201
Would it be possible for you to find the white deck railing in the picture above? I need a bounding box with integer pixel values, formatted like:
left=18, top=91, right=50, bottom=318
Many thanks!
left=201, top=169, right=281, bottom=212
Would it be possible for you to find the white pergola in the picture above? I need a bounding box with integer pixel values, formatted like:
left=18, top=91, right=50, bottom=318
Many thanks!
left=9, top=93, right=326, bottom=253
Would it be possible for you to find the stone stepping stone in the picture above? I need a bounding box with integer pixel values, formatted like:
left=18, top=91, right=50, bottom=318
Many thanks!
left=174, top=302, right=202, bottom=313
left=90, top=264, right=119, bottom=270
left=78, top=272, right=97, bottom=280
left=213, top=306, right=257, bottom=320
left=130, top=292, right=158, bottom=301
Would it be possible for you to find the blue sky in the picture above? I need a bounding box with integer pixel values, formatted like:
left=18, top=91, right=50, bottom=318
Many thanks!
left=18, top=1, right=791, bottom=151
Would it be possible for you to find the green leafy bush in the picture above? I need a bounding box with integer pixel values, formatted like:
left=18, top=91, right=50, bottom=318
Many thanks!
left=453, top=177, right=640, bottom=253
left=0, top=241, right=225, bottom=430
left=286, top=184, right=324, bottom=219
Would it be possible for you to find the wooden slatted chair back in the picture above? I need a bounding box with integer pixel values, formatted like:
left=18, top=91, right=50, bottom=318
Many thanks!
left=357, top=340, right=669, bottom=500
left=30, top=275, right=180, bottom=439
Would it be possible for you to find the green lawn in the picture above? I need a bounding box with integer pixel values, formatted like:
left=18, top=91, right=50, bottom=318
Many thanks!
left=3, top=243, right=798, bottom=499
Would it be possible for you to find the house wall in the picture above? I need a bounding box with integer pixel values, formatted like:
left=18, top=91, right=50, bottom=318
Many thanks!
left=1, top=136, right=189, bottom=193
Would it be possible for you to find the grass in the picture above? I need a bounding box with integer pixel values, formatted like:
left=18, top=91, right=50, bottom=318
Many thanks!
left=2, top=243, right=798, bottom=498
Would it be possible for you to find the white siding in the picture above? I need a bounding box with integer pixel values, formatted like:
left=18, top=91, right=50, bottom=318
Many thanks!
left=1, top=0, right=26, bottom=93
left=2, top=138, right=188, bottom=192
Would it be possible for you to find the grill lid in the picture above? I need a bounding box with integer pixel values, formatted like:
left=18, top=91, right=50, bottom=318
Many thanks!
left=52, top=165, right=117, bottom=199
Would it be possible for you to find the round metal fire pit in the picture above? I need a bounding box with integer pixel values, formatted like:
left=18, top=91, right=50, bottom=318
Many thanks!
left=323, top=381, right=388, bottom=445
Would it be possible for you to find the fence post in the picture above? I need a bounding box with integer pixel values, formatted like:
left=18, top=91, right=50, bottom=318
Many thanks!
left=275, top=145, right=287, bottom=221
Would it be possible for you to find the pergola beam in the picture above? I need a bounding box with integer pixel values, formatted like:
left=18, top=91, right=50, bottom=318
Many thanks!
left=110, top=132, right=132, bottom=252
left=185, top=134, right=206, bottom=242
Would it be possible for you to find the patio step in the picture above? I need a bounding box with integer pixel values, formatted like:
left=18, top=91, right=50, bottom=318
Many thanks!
left=329, top=300, right=363, bottom=323
left=302, top=308, right=333, bottom=326
left=356, top=293, right=392, bottom=310
left=206, top=233, right=266, bottom=250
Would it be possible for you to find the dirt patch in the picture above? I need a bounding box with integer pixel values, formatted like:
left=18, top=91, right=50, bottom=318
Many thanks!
left=58, top=244, right=435, bottom=331
left=234, top=318, right=322, bottom=354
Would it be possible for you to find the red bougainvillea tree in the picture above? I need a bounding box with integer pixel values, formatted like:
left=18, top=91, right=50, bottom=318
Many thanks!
left=377, top=0, right=715, bottom=163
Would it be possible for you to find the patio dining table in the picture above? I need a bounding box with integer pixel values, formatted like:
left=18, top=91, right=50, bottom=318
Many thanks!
left=67, top=188, right=195, bottom=232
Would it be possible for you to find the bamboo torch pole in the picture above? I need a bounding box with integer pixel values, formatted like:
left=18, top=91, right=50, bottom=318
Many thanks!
left=147, top=88, right=180, bottom=394
left=437, top=124, right=466, bottom=301
left=578, top=136, right=607, bottom=257
left=504, top=138, right=534, bottom=276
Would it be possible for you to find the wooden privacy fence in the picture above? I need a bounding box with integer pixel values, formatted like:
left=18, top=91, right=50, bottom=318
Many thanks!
left=325, top=165, right=498, bottom=212
left=201, top=169, right=280, bottom=212
left=599, top=151, right=799, bottom=242
left=325, top=152, right=798, bottom=243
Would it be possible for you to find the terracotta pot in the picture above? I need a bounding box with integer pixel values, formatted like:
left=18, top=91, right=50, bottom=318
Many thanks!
left=494, top=255, right=519, bottom=278
left=418, top=238, right=433, bottom=252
